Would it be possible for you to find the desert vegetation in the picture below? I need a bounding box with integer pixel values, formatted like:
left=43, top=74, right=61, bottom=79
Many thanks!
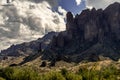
left=0, top=65, right=120, bottom=80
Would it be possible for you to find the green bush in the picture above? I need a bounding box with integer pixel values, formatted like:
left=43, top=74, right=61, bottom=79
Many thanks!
left=61, top=68, right=68, bottom=76
left=100, top=65, right=119, bottom=80
left=0, top=65, right=120, bottom=80
left=77, top=65, right=120, bottom=80
left=44, top=72, right=65, bottom=80
left=61, top=68, right=82, bottom=80
left=0, top=77, right=5, bottom=80
left=65, top=72, right=82, bottom=80
left=0, top=67, right=41, bottom=80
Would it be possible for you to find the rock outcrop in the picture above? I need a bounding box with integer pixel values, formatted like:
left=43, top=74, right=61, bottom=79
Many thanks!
left=42, top=2, right=120, bottom=62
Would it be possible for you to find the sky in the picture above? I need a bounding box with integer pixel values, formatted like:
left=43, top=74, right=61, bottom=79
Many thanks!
left=59, top=0, right=86, bottom=15
left=59, top=0, right=120, bottom=14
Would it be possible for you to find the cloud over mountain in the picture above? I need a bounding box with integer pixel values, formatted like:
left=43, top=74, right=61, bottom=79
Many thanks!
left=0, top=0, right=66, bottom=50
left=86, top=0, right=120, bottom=9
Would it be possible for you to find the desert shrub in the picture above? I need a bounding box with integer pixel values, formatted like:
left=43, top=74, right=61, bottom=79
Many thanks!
left=61, top=68, right=68, bottom=76
left=40, top=61, right=47, bottom=67
left=43, top=71, right=65, bottom=80
left=78, top=66, right=101, bottom=80
left=0, top=67, right=14, bottom=80
left=77, top=66, right=91, bottom=80
left=0, top=77, right=5, bottom=80
left=77, top=65, right=120, bottom=80
left=100, top=65, right=119, bottom=80
left=65, top=72, right=82, bottom=80
left=0, top=65, right=120, bottom=80
left=0, top=67, right=41, bottom=80
left=61, top=68, right=82, bottom=80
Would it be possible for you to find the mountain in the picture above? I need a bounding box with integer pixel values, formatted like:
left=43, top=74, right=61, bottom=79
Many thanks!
left=1, top=2, right=120, bottom=64
left=42, top=2, right=120, bottom=62
left=0, top=32, right=58, bottom=56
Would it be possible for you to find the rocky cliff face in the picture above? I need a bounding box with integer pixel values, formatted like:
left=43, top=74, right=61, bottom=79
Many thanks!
left=42, top=2, right=120, bottom=62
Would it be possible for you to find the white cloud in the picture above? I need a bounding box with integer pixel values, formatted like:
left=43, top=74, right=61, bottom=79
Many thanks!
left=0, top=0, right=66, bottom=50
left=86, top=0, right=120, bottom=9
left=75, top=0, right=81, bottom=5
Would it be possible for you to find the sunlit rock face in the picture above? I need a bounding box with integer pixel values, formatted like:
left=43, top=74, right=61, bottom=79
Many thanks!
left=0, top=0, right=66, bottom=50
